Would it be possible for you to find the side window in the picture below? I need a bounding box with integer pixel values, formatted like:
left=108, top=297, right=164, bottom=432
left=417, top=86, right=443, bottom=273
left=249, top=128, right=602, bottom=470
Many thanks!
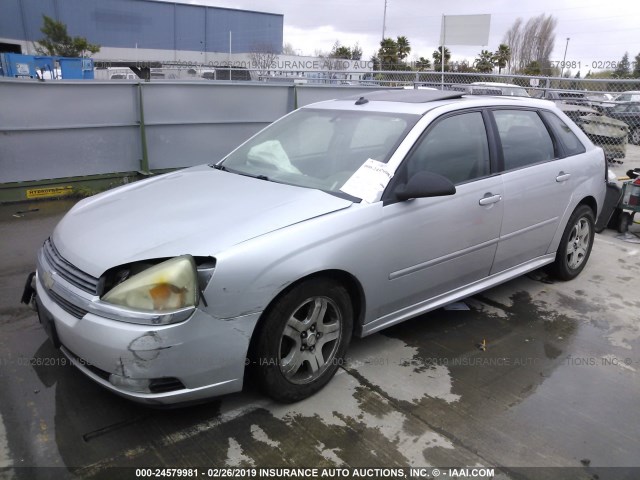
left=493, top=110, right=555, bottom=170
left=403, top=112, right=490, bottom=185
left=541, top=111, right=586, bottom=157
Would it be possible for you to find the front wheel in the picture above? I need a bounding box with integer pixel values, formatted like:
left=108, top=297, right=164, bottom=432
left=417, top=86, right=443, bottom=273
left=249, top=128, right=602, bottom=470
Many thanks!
left=549, top=205, right=595, bottom=280
left=254, top=278, right=353, bottom=403
left=631, top=128, right=640, bottom=146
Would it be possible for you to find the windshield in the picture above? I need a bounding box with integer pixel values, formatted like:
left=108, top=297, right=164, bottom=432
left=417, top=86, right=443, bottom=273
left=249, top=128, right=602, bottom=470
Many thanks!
left=220, top=108, right=419, bottom=194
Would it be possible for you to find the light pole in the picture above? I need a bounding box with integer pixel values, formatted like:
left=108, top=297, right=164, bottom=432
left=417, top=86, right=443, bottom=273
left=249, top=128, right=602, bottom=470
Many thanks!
left=561, top=37, right=570, bottom=77
left=381, top=0, right=388, bottom=43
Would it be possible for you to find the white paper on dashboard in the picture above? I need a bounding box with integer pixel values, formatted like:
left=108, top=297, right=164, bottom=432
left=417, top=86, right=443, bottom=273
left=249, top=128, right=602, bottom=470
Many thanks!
left=339, top=159, right=394, bottom=203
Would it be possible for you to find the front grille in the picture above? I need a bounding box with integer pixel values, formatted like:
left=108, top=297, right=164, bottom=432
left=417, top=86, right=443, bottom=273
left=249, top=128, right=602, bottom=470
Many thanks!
left=42, top=238, right=99, bottom=295
left=49, top=289, right=88, bottom=319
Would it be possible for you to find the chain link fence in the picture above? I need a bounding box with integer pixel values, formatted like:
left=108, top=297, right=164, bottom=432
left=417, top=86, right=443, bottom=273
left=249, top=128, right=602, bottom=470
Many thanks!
left=255, top=68, right=640, bottom=165
left=109, top=65, right=640, bottom=165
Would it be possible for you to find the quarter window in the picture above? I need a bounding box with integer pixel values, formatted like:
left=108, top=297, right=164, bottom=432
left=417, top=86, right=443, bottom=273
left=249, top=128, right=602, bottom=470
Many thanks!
left=404, top=112, right=490, bottom=184
left=493, top=110, right=555, bottom=170
left=541, top=111, right=586, bottom=157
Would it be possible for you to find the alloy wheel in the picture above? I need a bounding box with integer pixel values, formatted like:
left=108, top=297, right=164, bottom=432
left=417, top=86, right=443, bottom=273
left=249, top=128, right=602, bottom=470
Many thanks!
left=278, top=296, right=342, bottom=384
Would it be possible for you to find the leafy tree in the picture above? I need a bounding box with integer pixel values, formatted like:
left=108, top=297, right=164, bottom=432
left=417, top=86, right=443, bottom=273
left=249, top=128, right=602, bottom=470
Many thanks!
left=432, top=46, right=451, bottom=71
left=523, top=60, right=542, bottom=75
left=634, top=53, right=640, bottom=78
left=416, top=56, right=431, bottom=71
left=333, top=46, right=352, bottom=59
left=613, top=52, right=631, bottom=78
left=329, top=41, right=363, bottom=60
left=475, top=50, right=495, bottom=73
left=493, top=44, right=511, bottom=74
left=396, top=36, right=411, bottom=61
left=351, top=43, right=363, bottom=60
left=454, top=60, right=475, bottom=73
left=35, top=15, right=100, bottom=57
left=502, top=14, right=556, bottom=74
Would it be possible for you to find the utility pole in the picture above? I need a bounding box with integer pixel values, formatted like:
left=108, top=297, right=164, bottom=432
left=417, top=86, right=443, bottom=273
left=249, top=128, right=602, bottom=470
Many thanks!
left=561, top=37, right=570, bottom=77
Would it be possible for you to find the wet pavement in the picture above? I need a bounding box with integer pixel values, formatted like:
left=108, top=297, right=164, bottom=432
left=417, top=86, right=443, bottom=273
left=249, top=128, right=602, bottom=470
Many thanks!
left=1, top=194, right=639, bottom=480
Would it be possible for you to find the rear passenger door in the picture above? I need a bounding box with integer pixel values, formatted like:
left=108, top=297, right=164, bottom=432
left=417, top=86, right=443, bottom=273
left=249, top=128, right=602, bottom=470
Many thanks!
left=490, top=109, right=578, bottom=274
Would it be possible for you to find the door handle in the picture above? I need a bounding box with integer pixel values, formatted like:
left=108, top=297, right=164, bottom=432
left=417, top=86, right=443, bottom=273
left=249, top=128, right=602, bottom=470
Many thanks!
left=479, top=194, right=502, bottom=206
left=556, top=172, right=571, bottom=182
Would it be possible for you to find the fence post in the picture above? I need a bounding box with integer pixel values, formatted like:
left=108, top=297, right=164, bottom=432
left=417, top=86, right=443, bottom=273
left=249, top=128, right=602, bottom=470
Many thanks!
left=138, top=83, right=151, bottom=175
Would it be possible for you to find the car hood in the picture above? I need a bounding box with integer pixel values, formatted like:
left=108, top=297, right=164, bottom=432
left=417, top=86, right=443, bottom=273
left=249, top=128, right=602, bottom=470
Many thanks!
left=53, top=166, right=352, bottom=277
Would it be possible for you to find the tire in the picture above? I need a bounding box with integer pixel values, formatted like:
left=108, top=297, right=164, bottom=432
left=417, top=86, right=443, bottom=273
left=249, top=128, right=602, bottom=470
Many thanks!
left=631, top=129, right=640, bottom=146
left=254, top=278, right=353, bottom=403
left=617, top=212, right=632, bottom=233
left=549, top=205, right=595, bottom=281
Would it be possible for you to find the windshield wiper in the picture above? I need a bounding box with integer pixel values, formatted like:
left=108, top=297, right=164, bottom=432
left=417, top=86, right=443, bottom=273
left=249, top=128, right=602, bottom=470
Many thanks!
left=211, top=163, right=270, bottom=181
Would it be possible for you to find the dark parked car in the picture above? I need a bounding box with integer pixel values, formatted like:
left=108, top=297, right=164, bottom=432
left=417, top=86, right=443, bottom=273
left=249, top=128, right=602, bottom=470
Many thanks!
left=539, top=90, right=591, bottom=106
left=605, top=103, right=640, bottom=145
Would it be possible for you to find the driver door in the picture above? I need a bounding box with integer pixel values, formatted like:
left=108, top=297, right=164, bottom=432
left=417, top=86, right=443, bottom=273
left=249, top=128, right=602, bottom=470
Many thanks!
left=377, top=110, right=503, bottom=319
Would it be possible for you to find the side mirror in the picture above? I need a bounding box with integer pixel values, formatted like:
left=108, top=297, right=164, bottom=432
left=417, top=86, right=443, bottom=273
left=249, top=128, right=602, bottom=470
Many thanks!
left=395, top=171, right=456, bottom=201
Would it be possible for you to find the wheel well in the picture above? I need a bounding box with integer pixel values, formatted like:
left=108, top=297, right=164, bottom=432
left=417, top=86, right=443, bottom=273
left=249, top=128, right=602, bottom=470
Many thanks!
left=577, top=195, right=597, bottom=218
left=246, top=270, right=366, bottom=363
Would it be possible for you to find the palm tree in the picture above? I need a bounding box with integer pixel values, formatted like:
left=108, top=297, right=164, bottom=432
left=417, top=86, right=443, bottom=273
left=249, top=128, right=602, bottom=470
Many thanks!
left=475, top=50, right=495, bottom=73
left=493, top=43, right=511, bottom=73
left=432, top=46, right=451, bottom=71
left=396, top=36, right=411, bottom=62
left=493, top=43, right=511, bottom=74
left=378, top=38, right=398, bottom=68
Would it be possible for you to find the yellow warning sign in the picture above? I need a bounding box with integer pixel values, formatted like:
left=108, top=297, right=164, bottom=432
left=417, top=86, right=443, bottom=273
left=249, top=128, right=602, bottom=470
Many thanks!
left=26, top=186, right=73, bottom=199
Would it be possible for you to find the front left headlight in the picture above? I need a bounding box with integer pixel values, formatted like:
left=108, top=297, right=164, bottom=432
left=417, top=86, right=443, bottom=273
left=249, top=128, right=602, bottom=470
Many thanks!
left=102, top=255, right=198, bottom=312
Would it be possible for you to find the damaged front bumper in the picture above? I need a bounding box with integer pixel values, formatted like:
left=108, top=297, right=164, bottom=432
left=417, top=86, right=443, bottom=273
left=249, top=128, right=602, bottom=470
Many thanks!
left=26, top=255, right=261, bottom=405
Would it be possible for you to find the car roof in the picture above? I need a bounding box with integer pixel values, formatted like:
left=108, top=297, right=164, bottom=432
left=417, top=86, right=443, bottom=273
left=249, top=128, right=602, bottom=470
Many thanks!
left=305, top=89, right=554, bottom=115
left=346, top=89, right=463, bottom=103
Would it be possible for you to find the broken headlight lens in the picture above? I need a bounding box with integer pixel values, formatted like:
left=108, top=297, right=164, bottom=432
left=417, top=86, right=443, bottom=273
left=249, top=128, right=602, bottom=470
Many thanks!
left=102, top=256, right=198, bottom=312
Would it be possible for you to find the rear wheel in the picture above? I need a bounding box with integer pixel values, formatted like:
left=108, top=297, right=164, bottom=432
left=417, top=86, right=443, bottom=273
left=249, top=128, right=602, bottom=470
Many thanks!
left=631, top=128, right=640, bottom=145
left=254, top=278, right=352, bottom=403
left=550, top=205, right=595, bottom=280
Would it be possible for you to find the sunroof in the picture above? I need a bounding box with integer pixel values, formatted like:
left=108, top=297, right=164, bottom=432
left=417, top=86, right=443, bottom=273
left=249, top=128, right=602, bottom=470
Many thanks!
left=346, top=89, right=464, bottom=104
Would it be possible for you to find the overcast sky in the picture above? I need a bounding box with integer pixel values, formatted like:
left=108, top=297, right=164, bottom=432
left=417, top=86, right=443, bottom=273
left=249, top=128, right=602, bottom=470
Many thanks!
left=164, top=0, right=640, bottom=73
